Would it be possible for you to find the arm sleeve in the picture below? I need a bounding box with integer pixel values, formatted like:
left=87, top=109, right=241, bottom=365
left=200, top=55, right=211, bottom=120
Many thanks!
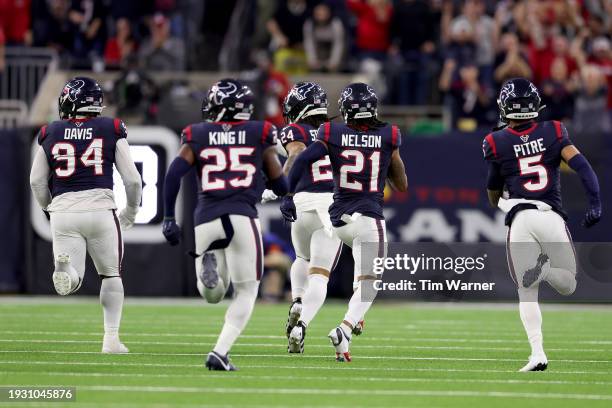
left=568, top=154, right=600, bottom=205
left=163, top=156, right=192, bottom=218
left=482, top=134, right=497, bottom=162
left=115, top=138, right=142, bottom=209
left=288, top=141, right=328, bottom=193
left=486, top=161, right=504, bottom=191
left=29, top=146, right=52, bottom=209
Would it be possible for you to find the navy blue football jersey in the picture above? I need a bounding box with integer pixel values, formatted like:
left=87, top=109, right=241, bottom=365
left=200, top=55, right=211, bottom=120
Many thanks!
left=38, top=117, right=127, bottom=197
left=182, top=120, right=277, bottom=225
left=279, top=123, right=333, bottom=194
left=317, top=122, right=401, bottom=226
left=482, top=120, right=572, bottom=217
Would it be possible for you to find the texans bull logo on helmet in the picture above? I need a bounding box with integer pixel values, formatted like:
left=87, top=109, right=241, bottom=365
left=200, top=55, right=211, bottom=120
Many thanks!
left=289, top=82, right=317, bottom=101
left=60, top=79, right=86, bottom=104
left=209, top=81, right=238, bottom=105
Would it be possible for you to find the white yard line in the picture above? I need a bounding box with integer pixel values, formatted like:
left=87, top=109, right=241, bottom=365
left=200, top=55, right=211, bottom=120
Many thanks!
left=0, top=338, right=606, bottom=353
left=2, top=384, right=611, bottom=401
left=0, top=350, right=610, bottom=364
left=1, top=360, right=611, bottom=375
left=3, top=330, right=611, bottom=346
left=3, top=370, right=612, bottom=386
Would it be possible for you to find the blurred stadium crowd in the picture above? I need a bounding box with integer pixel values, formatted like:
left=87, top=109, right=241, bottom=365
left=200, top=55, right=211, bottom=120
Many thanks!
left=0, top=0, right=610, bottom=131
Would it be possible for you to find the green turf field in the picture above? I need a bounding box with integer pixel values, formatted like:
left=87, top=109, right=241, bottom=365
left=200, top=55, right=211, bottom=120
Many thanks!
left=0, top=298, right=611, bottom=408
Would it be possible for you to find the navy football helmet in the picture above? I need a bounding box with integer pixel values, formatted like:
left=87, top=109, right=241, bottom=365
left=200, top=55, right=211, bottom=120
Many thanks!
left=497, top=78, right=542, bottom=121
left=203, top=78, right=254, bottom=122
left=282, top=81, right=328, bottom=124
left=58, top=77, right=104, bottom=119
left=338, top=83, right=378, bottom=121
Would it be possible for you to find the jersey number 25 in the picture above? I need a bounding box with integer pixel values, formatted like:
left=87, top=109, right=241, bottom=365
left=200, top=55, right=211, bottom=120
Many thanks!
left=200, top=147, right=256, bottom=191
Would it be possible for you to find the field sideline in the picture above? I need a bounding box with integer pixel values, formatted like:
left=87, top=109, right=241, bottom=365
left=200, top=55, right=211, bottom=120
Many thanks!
left=0, top=297, right=611, bottom=408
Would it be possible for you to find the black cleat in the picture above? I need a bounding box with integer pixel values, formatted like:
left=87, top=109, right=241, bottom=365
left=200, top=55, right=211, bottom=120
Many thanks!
left=522, top=253, right=549, bottom=288
left=288, top=320, right=306, bottom=353
left=200, top=253, right=219, bottom=289
left=205, top=351, right=237, bottom=371
left=285, top=298, right=302, bottom=338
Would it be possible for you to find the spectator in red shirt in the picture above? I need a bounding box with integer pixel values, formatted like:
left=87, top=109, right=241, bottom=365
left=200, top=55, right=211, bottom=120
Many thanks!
left=104, top=18, right=137, bottom=69
left=347, top=0, right=392, bottom=60
left=0, top=0, right=32, bottom=44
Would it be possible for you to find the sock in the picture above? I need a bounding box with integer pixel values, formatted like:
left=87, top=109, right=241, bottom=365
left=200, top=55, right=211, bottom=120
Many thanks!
left=100, top=277, right=124, bottom=337
left=519, top=301, right=544, bottom=357
left=203, top=276, right=227, bottom=304
left=300, top=274, right=328, bottom=326
left=213, top=281, right=259, bottom=356
left=543, top=266, right=577, bottom=296
left=290, top=257, right=308, bottom=300
left=343, top=281, right=375, bottom=329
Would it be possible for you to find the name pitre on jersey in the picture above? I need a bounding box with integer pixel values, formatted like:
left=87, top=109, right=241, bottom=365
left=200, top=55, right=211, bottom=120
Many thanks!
left=317, top=122, right=401, bottom=226
left=279, top=122, right=334, bottom=194
left=181, top=120, right=277, bottom=224
left=482, top=120, right=572, bottom=221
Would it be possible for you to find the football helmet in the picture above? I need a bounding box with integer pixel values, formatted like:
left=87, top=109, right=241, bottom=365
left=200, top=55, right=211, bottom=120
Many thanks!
left=282, top=81, right=328, bottom=124
left=497, top=78, right=542, bottom=121
left=58, top=77, right=104, bottom=119
left=338, top=82, right=378, bottom=121
left=203, top=78, right=254, bottom=122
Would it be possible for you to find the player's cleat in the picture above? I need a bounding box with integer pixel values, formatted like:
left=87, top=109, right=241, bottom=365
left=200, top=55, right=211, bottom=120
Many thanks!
left=102, top=335, right=129, bottom=354
left=288, top=321, right=306, bottom=353
left=328, top=326, right=352, bottom=362
left=522, top=253, right=550, bottom=288
left=285, top=298, right=302, bottom=337
left=205, top=351, right=237, bottom=371
left=519, top=353, right=548, bottom=372
left=200, top=252, right=219, bottom=289
left=52, top=254, right=79, bottom=296
left=352, top=320, right=365, bottom=336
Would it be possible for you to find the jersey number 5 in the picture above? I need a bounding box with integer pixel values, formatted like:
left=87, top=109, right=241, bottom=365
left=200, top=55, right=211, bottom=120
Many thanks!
left=519, top=154, right=548, bottom=191
left=200, top=147, right=256, bottom=191
left=52, top=139, right=103, bottom=177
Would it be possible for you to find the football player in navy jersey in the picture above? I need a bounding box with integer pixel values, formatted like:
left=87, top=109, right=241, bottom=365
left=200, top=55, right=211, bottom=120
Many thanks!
left=29, top=77, right=143, bottom=354
left=483, top=78, right=602, bottom=372
left=273, top=82, right=343, bottom=354
left=162, top=79, right=288, bottom=371
left=285, top=83, right=408, bottom=361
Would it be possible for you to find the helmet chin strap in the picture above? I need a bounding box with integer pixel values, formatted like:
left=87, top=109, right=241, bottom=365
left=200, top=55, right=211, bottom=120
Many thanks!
left=214, top=108, right=226, bottom=122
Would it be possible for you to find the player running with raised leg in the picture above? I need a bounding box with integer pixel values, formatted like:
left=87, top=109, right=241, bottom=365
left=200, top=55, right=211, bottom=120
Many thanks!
left=275, top=82, right=343, bottom=353
left=162, top=79, right=288, bottom=371
left=30, top=77, right=142, bottom=354
left=284, top=83, right=407, bottom=361
left=483, top=78, right=602, bottom=372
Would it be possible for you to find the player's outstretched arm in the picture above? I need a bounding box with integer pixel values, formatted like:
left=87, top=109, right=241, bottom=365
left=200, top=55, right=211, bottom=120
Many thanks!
left=283, top=141, right=307, bottom=176
left=387, top=148, right=408, bottom=192
left=562, top=145, right=602, bottom=227
left=162, top=145, right=195, bottom=245
left=263, top=147, right=289, bottom=197
left=115, top=139, right=143, bottom=230
left=29, top=146, right=52, bottom=211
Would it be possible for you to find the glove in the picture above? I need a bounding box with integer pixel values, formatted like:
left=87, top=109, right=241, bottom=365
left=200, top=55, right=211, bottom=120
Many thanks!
left=583, top=201, right=602, bottom=228
left=118, top=206, right=138, bottom=230
left=280, top=196, right=297, bottom=223
left=162, top=217, right=181, bottom=245
left=261, top=189, right=278, bottom=203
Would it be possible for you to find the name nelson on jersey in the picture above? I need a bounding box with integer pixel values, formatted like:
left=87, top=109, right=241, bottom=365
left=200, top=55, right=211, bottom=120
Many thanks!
left=341, top=133, right=381, bottom=148
left=513, top=137, right=546, bottom=158
left=208, top=130, right=247, bottom=145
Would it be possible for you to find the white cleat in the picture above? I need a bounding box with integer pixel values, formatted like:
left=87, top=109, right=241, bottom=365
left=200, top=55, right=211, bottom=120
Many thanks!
left=285, top=299, right=302, bottom=337
left=102, top=335, right=129, bottom=354
left=328, top=326, right=352, bottom=362
left=288, top=321, right=306, bottom=353
left=519, top=353, right=548, bottom=372
left=53, top=254, right=76, bottom=296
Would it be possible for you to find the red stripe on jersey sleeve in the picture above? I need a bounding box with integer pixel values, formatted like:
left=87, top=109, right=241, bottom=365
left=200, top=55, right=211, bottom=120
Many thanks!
left=553, top=121, right=562, bottom=140
left=113, top=118, right=121, bottom=135
left=40, top=125, right=47, bottom=141
left=485, top=133, right=497, bottom=159
left=323, top=122, right=331, bottom=142
left=184, top=125, right=192, bottom=142
left=262, top=121, right=272, bottom=144
left=391, top=125, right=399, bottom=146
